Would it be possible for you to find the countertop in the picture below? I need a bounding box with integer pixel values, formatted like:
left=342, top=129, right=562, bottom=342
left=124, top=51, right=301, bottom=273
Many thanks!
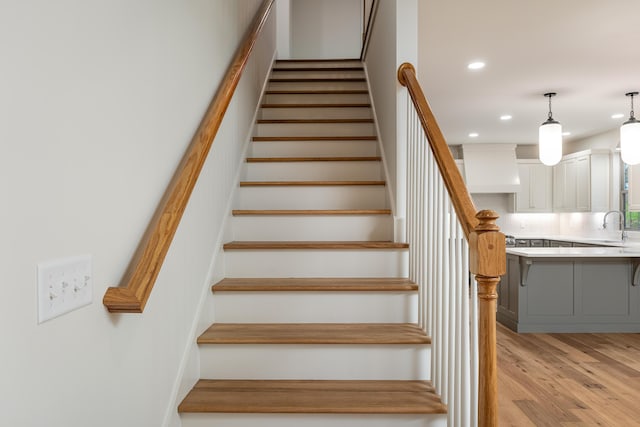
left=507, top=234, right=629, bottom=246
left=506, top=246, right=640, bottom=258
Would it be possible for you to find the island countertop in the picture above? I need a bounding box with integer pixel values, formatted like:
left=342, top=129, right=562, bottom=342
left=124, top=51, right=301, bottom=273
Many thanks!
left=506, top=247, right=640, bottom=258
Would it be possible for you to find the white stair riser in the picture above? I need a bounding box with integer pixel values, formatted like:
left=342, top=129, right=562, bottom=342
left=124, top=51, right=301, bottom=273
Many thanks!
left=264, top=93, right=370, bottom=104
left=199, top=345, right=430, bottom=380
left=249, top=140, right=378, bottom=157
left=255, top=122, right=375, bottom=137
left=275, top=61, right=363, bottom=69
left=182, top=413, right=448, bottom=427
left=231, top=215, right=392, bottom=241
left=268, top=81, right=368, bottom=91
left=235, top=186, right=388, bottom=210
left=213, top=292, right=417, bottom=323
left=243, top=161, right=383, bottom=181
left=223, top=250, right=408, bottom=277
left=271, top=70, right=365, bottom=79
left=260, top=107, right=372, bottom=120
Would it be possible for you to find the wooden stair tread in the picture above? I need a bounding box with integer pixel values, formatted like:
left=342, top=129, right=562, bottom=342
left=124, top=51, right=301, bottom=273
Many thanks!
left=264, top=90, right=369, bottom=95
left=270, top=78, right=366, bottom=83
left=212, top=277, right=418, bottom=292
left=252, top=135, right=377, bottom=141
left=198, top=323, right=429, bottom=344
left=272, top=67, right=364, bottom=72
left=223, top=241, right=408, bottom=250
left=239, top=180, right=385, bottom=187
left=232, top=209, right=392, bottom=215
left=257, top=118, right=373, bottom=124
left=261, top=103, right=371, bottom=108
left=276, top=58, right=360, bottom=63
left=178, top=379, right=446, bottom=414
left=246, top=156, right=381, bottom=163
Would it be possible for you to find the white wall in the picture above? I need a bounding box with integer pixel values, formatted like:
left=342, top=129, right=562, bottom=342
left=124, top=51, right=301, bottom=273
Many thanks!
left=276, top=0, right=291, bottom=58
left=291, top=0, right=362, bottom=59
left=364, top=0, right=418, bottom=239
left=0, top=1, right=276, bottom=426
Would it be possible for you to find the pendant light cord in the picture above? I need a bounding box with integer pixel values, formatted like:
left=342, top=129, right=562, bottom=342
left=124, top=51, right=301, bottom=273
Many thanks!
left=544, top=92, right=557, bottom=122
left=630, top=93, right=635, bottom=120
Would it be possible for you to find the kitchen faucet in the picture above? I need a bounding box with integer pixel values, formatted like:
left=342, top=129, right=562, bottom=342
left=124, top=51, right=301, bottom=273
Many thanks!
left=603, top=210, right=628, bottom=242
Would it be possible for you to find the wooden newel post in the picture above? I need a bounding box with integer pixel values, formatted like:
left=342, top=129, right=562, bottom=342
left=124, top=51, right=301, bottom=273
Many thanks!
left=469, top=210, right=505, bottom=427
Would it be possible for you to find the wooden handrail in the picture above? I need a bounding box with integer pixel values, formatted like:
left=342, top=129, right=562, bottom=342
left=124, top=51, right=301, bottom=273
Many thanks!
left=398, top=62, right=505, bottom=427
left=103, top=0, right=275, bottom=313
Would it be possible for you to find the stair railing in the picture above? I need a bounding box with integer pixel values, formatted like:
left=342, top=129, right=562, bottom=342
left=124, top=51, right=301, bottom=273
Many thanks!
left=359, top=0, right=378, bottom=60
left=398, top=63, right=505, bottom=427
left=103, top=0, right=275, bottom=313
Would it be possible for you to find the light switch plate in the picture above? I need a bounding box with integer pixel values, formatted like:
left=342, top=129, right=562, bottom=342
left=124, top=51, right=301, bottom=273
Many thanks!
left=37, top=255, right=92, bottom=323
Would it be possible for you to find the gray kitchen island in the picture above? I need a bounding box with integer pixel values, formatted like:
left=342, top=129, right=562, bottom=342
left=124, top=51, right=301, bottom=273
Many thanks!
left=498, top=247, right=640, bottom=332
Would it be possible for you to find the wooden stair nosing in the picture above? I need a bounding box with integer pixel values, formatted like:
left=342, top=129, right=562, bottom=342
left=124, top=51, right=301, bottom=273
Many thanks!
left=276, top=58, right=361, bottom=63
left=245, top=156, right=381, bottom=163
left=197, top=323, right=429, bottom=345
left=272, top=67, right=364, bottom=72
left=178, top=379, right=446, bottom=414
left=270, top=78, right=366, bottom=83
left=212, top=277, right=418, bottom=292
left=252, top=136, right=377, bottom=142
left=232, top=209, right=392, bottom=216
left=264, top=90, right=369, bottom=95
left=222, top=241, right=408, bottom=250
left=179, top=380, right=446, bottom=414
left=239, top=180, right=385, bottom=187
left=256, top=118, right=374, bottom=124
left=261, top=103, right=371, bottom=108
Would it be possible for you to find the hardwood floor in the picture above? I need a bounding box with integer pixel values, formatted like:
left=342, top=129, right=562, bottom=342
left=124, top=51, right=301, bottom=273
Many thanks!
left=497, top=323, right=640, bottom=426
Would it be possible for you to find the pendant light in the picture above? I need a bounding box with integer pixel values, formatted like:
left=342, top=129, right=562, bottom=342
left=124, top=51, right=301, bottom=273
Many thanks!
left=620, top=91, right=640, bottom=165
left=538, top=92, right=562, bottom=166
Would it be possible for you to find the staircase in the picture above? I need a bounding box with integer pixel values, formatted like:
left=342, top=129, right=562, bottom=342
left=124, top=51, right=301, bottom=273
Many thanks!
left=178, top=59, right=448, bottom=426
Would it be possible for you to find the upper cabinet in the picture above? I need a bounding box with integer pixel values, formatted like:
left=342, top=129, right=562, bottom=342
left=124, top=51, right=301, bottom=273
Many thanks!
left=509, top=160, right=553, bottom=213
left=552, top=150, right=610, bottom=212
left=627, top=163, right=640, bottom=211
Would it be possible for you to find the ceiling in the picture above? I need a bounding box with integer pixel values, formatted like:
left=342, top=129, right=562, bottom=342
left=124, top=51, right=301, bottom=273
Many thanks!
left=420, top=0, right=640, bottom=146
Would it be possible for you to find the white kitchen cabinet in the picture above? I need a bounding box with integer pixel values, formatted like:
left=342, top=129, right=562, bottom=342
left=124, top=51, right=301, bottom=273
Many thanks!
left=509, top=160, right=552, bottom=212
left=553, top=157, right=578, bottom=211
left=552, top=149, right=609, bottom=212
left=627, top=163, right=640, bottom=211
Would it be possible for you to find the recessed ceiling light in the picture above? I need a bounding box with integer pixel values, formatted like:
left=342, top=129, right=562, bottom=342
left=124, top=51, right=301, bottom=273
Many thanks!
left=467, top=61, right=485, bottom=70
left=562, top=131, right=571, bottom=136
left=500, top=115, right=512, bottom=121
left=468, top=132, right=479, bottom=138
left=612, top=113, right=625, bottom=119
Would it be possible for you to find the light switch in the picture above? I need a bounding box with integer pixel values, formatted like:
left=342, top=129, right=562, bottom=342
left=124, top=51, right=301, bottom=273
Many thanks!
left=37, top=255, right=92, bottom=323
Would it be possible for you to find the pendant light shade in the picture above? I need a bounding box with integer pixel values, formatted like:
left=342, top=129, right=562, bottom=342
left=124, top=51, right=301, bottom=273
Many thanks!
left=620, top=92, right=640, bottom=165
left=539, top=92, right=562, bottom=166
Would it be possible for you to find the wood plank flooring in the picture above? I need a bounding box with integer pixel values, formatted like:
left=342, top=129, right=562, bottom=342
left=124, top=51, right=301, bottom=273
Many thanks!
left=497, top=323, right=640, bottom=426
